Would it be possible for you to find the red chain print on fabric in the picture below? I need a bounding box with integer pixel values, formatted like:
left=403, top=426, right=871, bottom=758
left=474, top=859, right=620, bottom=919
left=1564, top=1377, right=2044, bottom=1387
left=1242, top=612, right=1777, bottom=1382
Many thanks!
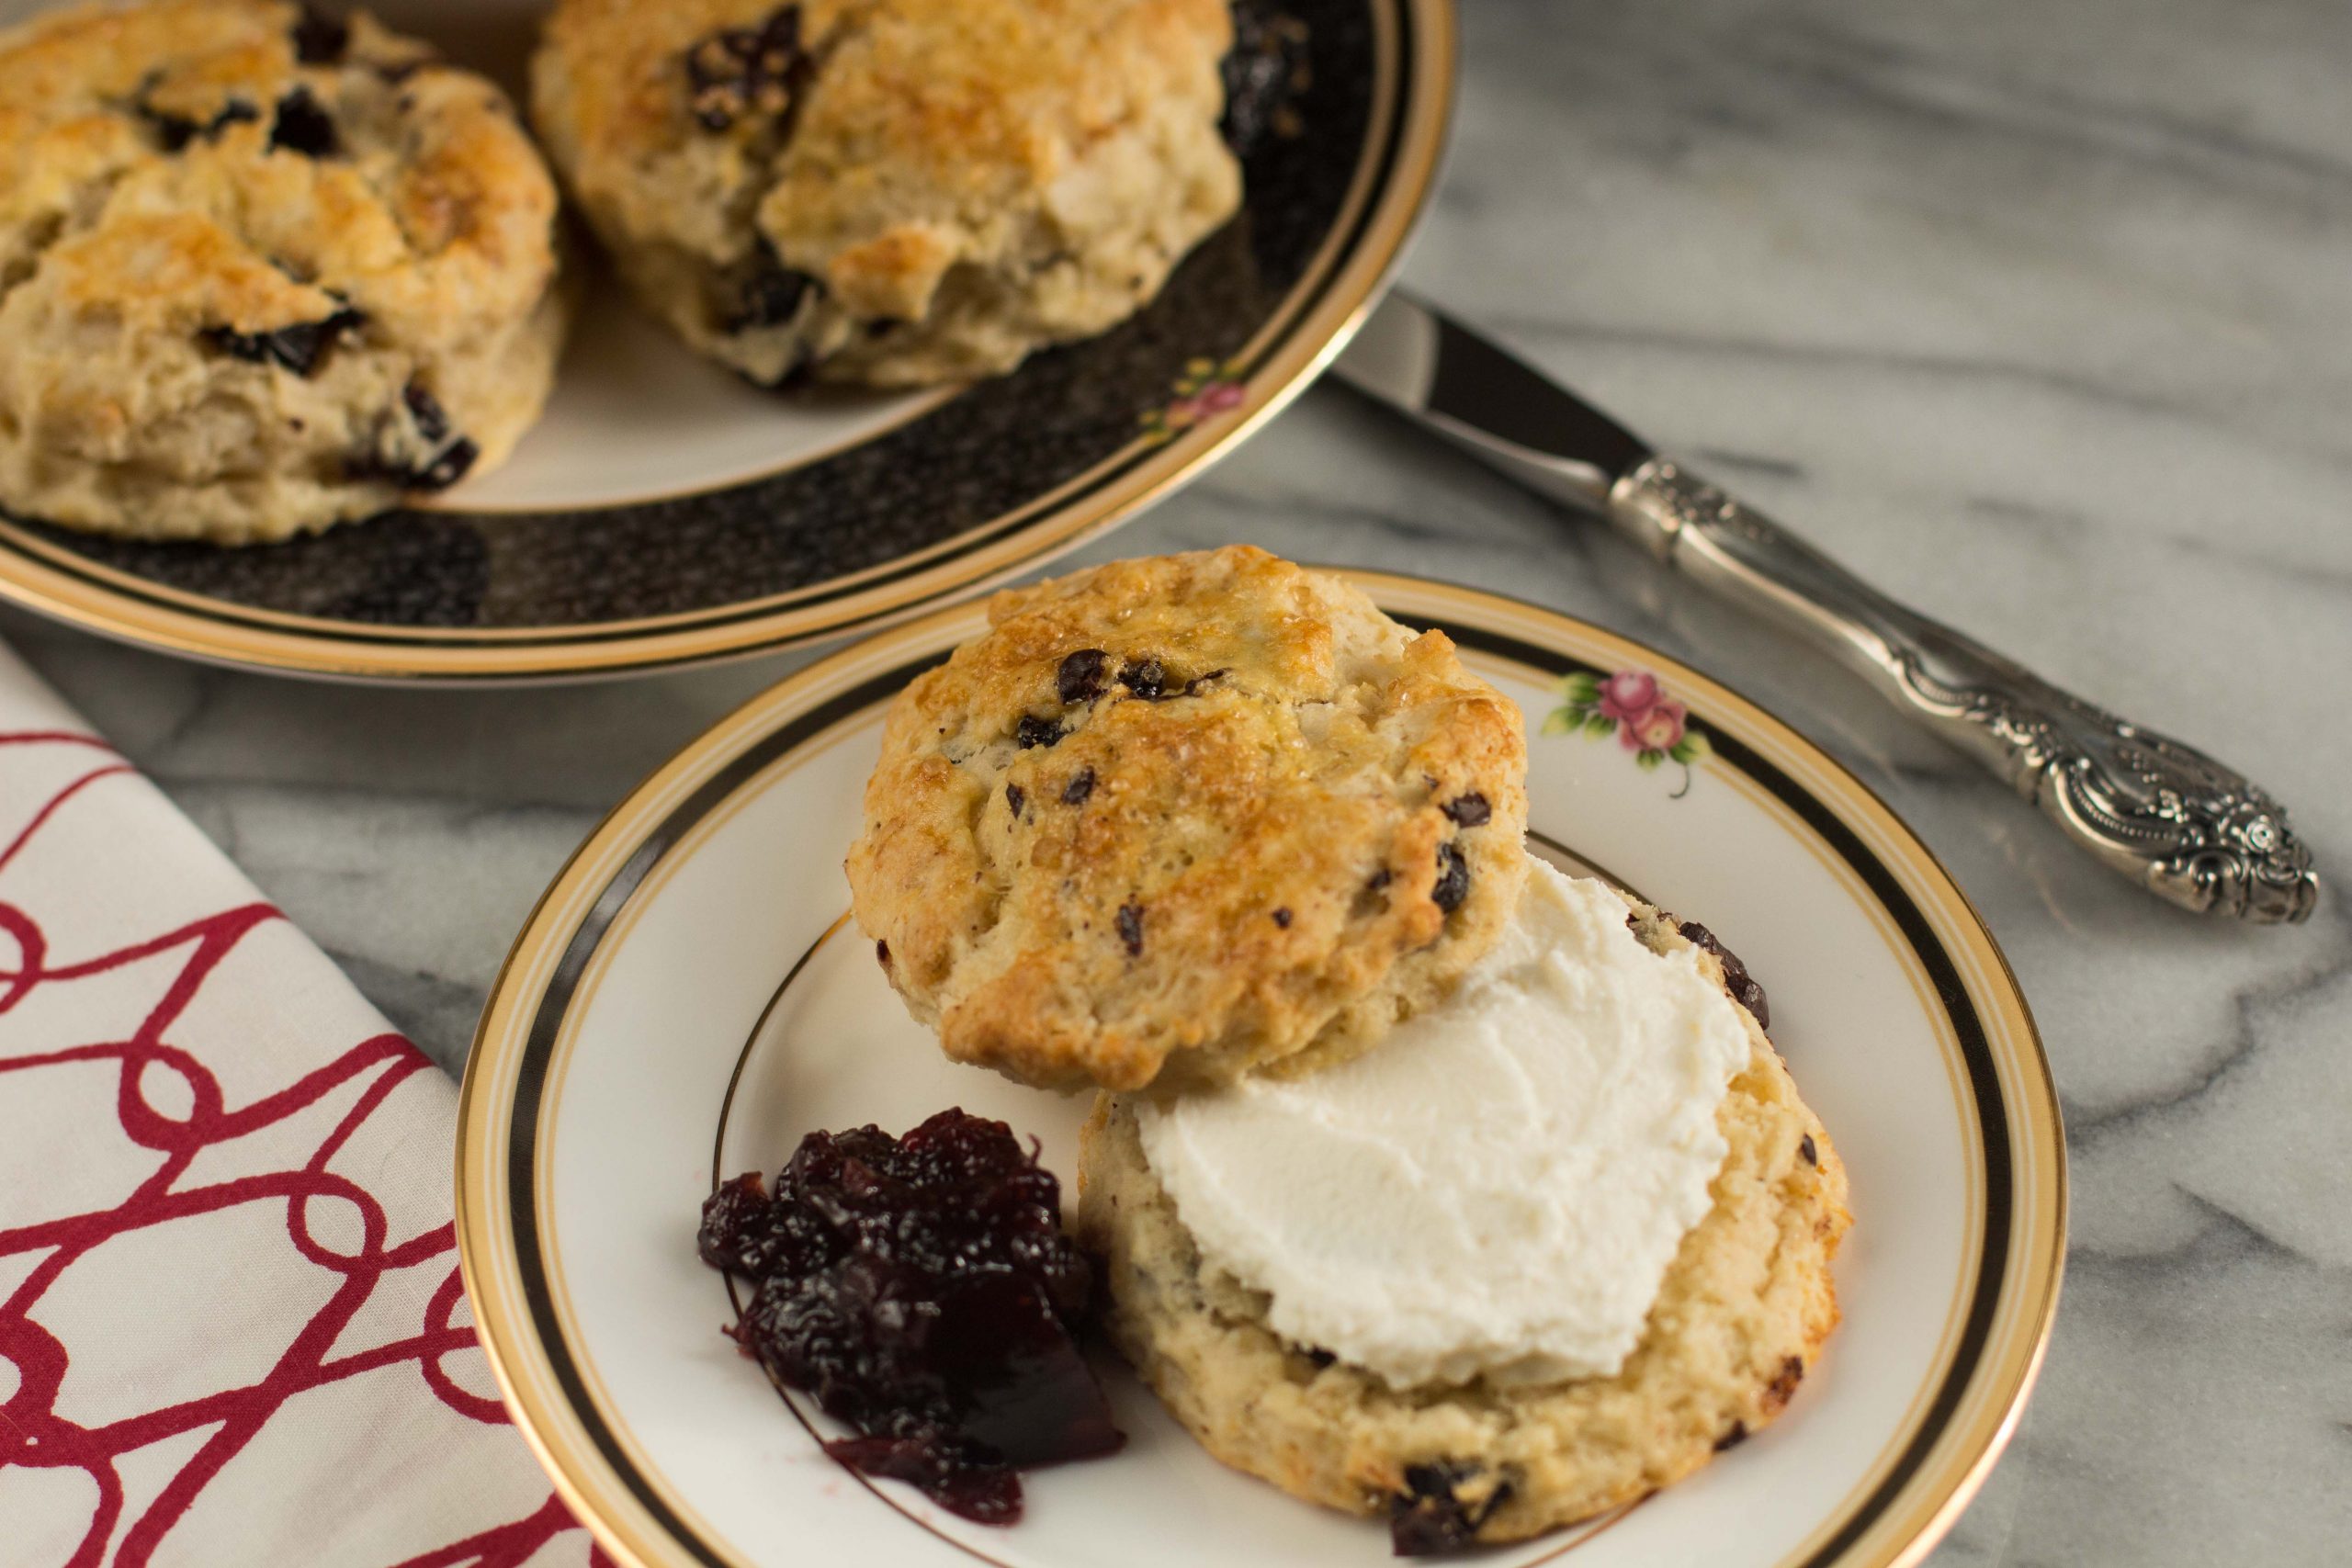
left=0, top=729, right=605, bottom=1567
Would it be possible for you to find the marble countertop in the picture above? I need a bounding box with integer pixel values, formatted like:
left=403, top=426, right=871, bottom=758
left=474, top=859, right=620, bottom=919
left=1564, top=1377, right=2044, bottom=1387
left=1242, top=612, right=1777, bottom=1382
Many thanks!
left=10, top=0, right=2347, bottom=1561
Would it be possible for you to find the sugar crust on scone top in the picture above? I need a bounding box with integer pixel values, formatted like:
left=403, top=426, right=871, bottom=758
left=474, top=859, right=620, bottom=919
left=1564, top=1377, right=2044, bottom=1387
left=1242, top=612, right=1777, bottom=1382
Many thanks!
left=845, top=546, right=1530, bottom=1092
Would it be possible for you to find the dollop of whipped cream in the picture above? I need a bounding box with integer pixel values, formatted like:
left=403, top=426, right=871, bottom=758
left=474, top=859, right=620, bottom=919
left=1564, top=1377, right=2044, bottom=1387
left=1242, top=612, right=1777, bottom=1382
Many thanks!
left=1134, top=858, right=1753, bottom=1389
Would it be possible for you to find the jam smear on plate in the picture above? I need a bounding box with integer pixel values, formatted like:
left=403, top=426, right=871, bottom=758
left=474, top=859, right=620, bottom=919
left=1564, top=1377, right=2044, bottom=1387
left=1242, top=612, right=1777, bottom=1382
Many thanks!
left=698, top=1108, right=1124, bottom=1523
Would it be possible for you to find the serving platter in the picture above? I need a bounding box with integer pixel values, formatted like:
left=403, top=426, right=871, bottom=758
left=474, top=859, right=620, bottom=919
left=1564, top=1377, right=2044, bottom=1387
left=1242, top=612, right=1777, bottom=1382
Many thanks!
left=456, top=574, right=2066, bottom=1568
left=0, top=0, right=1451, bottom=681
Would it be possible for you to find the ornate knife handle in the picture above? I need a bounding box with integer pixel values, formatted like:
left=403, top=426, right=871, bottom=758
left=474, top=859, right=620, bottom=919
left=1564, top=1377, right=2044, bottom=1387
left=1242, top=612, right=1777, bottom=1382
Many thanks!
left=1609, top=458, right=2317, bottom=924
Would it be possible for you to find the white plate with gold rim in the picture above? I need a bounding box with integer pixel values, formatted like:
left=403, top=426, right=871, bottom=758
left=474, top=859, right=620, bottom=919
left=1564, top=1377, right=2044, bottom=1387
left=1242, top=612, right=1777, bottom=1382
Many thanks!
left=455, top=573, right=2064, bottom=1568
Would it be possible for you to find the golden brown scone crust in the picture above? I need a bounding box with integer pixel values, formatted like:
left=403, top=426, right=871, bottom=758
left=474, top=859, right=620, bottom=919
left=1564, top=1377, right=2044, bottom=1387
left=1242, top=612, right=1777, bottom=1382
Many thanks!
left=532, top=0, right=1240, bottom=386
left=0, top=0, right=567, bottom=542
left=1076, top=897, right=1852, bottom=1547
left=845, top=547, right=1530, bottom=1092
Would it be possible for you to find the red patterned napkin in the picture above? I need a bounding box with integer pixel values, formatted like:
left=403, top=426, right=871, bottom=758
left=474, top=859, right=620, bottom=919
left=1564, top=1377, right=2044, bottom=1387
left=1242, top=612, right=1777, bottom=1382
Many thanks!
left=0, top=650, right=596, bottom=1567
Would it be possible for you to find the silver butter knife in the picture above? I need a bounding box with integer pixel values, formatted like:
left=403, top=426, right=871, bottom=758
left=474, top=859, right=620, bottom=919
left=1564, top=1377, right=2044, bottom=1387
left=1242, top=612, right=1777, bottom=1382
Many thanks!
left=1331, top=292, right=2317, bottom=925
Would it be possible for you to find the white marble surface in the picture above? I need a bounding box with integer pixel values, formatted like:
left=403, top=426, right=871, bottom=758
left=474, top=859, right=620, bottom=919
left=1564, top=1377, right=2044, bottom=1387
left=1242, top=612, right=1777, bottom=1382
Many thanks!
left=10, top=0, right=2350, bottom=1560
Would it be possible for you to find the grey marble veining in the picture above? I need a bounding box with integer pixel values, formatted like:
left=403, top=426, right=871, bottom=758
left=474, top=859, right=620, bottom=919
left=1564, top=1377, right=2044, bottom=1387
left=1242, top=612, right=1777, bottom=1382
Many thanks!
left=9, top=0, right=2349, bottom=1561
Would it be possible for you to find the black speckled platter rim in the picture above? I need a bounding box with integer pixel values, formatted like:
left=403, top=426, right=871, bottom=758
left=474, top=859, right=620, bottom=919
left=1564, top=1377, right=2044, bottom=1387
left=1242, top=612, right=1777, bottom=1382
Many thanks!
left=0, top=0, right=1454, bottom=684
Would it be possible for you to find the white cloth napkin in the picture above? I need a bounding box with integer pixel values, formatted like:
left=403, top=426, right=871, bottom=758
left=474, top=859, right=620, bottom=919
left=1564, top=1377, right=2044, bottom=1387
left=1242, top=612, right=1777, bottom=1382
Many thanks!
left=0, top=646, right=596, bottom=1567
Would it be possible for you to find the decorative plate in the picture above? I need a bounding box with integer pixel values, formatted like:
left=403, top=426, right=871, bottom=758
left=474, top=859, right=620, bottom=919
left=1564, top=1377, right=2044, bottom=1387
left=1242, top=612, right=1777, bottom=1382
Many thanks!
left=0, top=0, right=1451, bottom=682
left=456, top=574, right=2065, bottom=1568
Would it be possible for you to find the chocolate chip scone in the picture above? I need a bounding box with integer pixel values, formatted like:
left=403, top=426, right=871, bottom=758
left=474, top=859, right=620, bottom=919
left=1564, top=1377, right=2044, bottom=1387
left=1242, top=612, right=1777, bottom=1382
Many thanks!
left=844, top=547, right=1529, bottom=1092
left=530, top=0, right=1240, bottom=387
left=1076, top=900, right=1851, bottom=1551
left=0, top=0, right=569, bottom=544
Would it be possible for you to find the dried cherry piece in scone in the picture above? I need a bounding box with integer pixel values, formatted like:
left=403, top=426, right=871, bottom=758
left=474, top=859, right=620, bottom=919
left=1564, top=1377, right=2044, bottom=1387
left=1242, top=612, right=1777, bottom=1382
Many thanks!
left=202, top=305, right=366, bottom=376
left=141, top=95, right=260, bottom=151
left=346, top=381, right=478, bottom=491
left=1389, top=1461, right=1513, bottom=1555
left=1057, top=649, right=1110, bottom=704
left=1117, top=659, right=1167, bottom=699
left=430, top=437, right=479, bottom=487
left=268, top=86, right=340, bottom=156
left=1015, top=715, right=1064, bottom=749
left=209, top=100, right=263, bottom=137
left=684, top=5, right=812, bottom=132
left=291, top=4, right=349, bottom=63
left=400, top=435, right=478, bottom=491
left=722, top=251, right=820, bottom=334
left=1676, top=919, right=1770, bottom=1030
left=1430, top=841, right=1470, bottom=913
left=402, top=380, right=452, bottom=444
left=1441, top=791, right=1491, bottom=828
left=698, top=1110, right=1121, bottom=1523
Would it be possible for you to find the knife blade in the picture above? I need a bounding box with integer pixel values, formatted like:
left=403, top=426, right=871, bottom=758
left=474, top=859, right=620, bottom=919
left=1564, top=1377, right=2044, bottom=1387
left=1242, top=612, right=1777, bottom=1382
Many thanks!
left=1330, top=291, right=2317, bottom=925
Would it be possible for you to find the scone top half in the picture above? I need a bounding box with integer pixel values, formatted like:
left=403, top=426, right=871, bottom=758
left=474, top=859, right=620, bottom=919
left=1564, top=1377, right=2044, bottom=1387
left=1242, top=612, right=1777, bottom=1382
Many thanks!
left=847, top=547, right=1530, bottom=1093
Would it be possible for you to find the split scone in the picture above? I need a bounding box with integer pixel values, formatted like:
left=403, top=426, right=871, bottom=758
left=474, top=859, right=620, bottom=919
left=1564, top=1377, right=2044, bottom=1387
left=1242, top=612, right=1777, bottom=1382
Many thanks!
left=844, top=546, right=1529, bottom=1093
left=1077, top=862, right=1852, bottom=1551
left=0, top=0, right=570, bottom=543
left=531, top=0, right=1242, bottom=386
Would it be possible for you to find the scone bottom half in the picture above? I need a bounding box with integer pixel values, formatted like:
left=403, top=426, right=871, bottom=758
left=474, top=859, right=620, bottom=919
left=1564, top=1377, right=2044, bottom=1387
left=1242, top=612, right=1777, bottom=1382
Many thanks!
left=0, top=0, right=571, bottom=543
left=844, top=547, right=1531, bottom=1094
left=1074, top=908, right=1853, bottom=1553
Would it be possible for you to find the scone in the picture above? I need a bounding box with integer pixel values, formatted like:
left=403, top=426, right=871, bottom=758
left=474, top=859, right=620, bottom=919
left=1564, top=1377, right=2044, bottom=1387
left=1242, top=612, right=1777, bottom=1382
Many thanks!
left=0, top=0, right=569, bottom=544
left=530, top=0, right=1241, bottom=386
left=845, top=546, right=1529, bottom=1092
left=1077, top=878, right=1852, bottom=1551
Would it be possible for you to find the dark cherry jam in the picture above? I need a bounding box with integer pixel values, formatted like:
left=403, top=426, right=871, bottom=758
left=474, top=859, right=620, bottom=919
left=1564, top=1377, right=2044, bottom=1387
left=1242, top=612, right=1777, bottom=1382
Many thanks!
left=697, top=1109, right=1123, bottom=1523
